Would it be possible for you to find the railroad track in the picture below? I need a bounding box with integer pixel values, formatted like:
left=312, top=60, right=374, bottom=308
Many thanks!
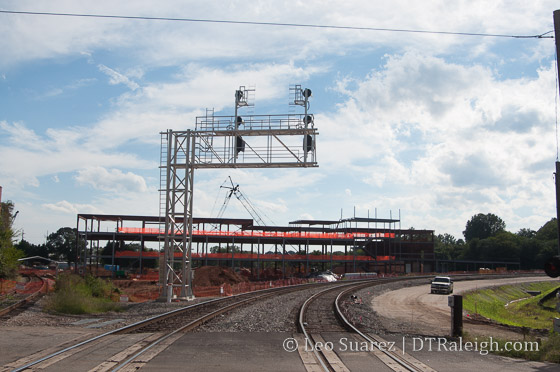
left=298, top=279, right=438, bottom=372
left=0, top=275, right=47, bottom=320
left=3, top=280, right=342, bottom=372
left=4, top=273, right=527, bottom=371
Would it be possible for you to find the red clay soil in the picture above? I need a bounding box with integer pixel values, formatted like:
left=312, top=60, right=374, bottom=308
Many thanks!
left=193, top=266, right=248, bottom=287
left=111, top=266, right=249, bottom=301
left=113, top=279, right=160, bottom=302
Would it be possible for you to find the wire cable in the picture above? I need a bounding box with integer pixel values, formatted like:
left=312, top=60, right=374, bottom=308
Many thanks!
left=0, top=10, right=554, bottom=39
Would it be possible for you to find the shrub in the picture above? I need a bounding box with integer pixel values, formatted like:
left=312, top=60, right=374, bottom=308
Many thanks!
left=45, top=273, right=122, bottom=314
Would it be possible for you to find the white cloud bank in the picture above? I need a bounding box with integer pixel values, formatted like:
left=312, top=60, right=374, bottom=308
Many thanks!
left=75, top=166, right=148, bottom=193
left=318, top=52, right=557, bottom=237
left=2, top=1, right=559, bottom=243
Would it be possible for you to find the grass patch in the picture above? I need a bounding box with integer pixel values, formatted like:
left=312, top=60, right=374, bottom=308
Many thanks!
left=44, top=273, right=123, bottom=314
left=463, top=281, right=559, bottom=330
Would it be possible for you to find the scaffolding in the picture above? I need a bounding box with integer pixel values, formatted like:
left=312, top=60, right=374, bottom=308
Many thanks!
left=76, top=214, right=437, bottom=282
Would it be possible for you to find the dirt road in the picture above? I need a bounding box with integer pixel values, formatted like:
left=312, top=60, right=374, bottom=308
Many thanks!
left=371, top=276, right=558, bottom=339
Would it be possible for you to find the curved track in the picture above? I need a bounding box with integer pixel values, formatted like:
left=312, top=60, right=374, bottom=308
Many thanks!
left=298, top=278, right=437, bottom=372
left=0, top=274, right=47, bottom=319
left=6, top=281, right=336, bottom=372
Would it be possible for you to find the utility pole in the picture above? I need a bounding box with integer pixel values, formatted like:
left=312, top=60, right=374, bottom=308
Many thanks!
left=554, top=10, right=560, bottom=255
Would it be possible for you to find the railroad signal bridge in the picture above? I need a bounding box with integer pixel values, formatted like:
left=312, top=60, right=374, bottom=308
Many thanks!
left=160, top=85, right=318, bottom=301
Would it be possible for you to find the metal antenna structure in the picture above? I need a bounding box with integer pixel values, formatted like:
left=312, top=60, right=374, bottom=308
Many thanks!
left=160, top=85, right=318, bottom=302
left=216, top=176, right=267, bottom=226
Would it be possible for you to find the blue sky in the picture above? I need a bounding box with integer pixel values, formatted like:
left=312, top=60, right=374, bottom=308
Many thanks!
left=1, top=1, right=559, bottom=244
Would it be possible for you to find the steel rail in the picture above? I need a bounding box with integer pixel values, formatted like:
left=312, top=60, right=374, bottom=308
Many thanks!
left=334, top=285, right=436, bottom=372
left=0, top=274, right=47, bottom=318
left=112, top=284, right=315, bottom=371
left=298, top=280, right=378, bottom=372
left=9, top=280, right=332, bottom=372
left=11, top=273, right=526, bottom=371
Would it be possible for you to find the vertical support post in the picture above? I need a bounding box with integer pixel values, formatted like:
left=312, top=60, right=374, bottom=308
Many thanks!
left=75, top=215, right=80, bottom=274
left=449, top=295, right=463, bottom=337
left=306, top=240, right=309, bottom=275
left=140, top=220, right=144, bottom=275
left=231, top=238, right=235, bottom=269
left=111, top=233, right=116, bottom=280
left=83, top=222, right=88, bottom=277
left=352, top=242, right=356, bottom=272
left=554, top=10, right=560, bottom=255
left=183, top=131, right=195, bottom=299
left=179, top=133, right=190, bottom=299
left=330, top=240, right=333, bottom=270
left=96, top=219, right=100, bottom=277
left=163, top=130, right=174, bottom=302
left=257, top=238, right=261, bottom=280
left=282, top=239, right=286, bottom=279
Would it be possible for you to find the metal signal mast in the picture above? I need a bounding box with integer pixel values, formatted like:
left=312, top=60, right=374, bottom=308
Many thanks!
left=160, top=85, right=318, bottom=302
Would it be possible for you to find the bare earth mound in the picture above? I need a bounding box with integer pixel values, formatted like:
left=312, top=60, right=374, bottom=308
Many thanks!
left=193, top=266, right=248, bottom=287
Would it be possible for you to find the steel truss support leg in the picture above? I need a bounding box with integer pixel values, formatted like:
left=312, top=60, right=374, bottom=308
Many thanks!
left=162, top=130, right=195, bottom=302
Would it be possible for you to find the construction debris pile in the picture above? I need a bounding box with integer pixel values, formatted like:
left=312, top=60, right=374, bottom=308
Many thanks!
left=193, top=266, right=248, bottom=287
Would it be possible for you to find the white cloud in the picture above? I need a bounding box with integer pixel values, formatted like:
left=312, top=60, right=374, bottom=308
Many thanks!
left=43, top=200, right=101, bottom=215
left=3, top=1, right=559, bottom=245
left=0, top=121, right=154, bottom=190
left=74, top=167, right=148, bottom=193
left=1, top=1, right=556, bottom=69
left=98, top=64, right=139, bottom=90
left=322, top=52, right=557, bottom=238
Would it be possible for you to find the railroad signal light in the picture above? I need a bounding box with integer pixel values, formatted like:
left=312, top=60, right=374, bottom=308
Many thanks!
left=303, top=134, right=313, bottom=153
left=236, top=136, right=245, bottom=154
left=544, top=255, right=560, bottom=278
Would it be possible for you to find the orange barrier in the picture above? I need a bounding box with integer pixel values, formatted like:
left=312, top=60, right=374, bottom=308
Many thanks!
left=117, top=227, right=396, bottom=240
left=114, top=250, right=395, bottom=262
left=191, top=277, right=323, bottom=297
left=0, top=279, right=16, bottom=295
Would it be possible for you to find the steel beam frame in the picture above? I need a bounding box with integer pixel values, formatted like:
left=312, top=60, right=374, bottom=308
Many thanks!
left=161, top=106, right=318, bottom=302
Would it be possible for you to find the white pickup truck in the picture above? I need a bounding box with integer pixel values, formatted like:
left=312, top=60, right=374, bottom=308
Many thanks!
left=430, top=276, right=454, bottom=294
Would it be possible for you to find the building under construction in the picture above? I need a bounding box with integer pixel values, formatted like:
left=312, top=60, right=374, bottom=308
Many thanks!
left=76, top=213, right=435, bottom=280
left=77, top=85, right=435, bottom=300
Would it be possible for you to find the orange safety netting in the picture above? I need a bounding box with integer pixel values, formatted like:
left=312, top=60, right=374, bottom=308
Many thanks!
left=114, top=250, right=395, bottom=262
left=192, top=277, right=322, bottom=297
left=117, top=227, right=396, bottom=240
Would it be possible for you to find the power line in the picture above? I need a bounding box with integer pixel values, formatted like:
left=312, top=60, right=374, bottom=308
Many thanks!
left=0, top=10, right=554, bottom=39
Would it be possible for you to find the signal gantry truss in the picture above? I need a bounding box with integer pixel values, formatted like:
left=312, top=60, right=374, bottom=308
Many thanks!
left=161, top=85, right=318, bottom=301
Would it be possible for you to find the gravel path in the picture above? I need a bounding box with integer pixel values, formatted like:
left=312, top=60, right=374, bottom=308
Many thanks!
left=5, top=276, right=545, bottom=337
left=0, top=281, right=408, bottom=333
left=340, top=278, right=433, bottom=335
left=1, top=295, right=212, bottom=330
left=340, top=275, right=557, bottom=339
left=197, top=287, right=321, bottom=332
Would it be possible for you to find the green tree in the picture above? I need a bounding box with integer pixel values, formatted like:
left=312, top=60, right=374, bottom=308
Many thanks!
left=518, top=237, right=543, bottom=270
left=210, top=244, right=241, bottom=253
left=46, top=227, right=83, bottom=265
left=434, top=233, right=464, bottom=260
left=15, top=240, right=49, bottom=258
left=479, top=231, right=520, bottom=261
left=516, top=228, right=536, bottom=239
left=0, top=201, right=24, bottom=279
left=534, top=218, right=557, bottom=241
left=463, top=213, right=506, bottom=242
